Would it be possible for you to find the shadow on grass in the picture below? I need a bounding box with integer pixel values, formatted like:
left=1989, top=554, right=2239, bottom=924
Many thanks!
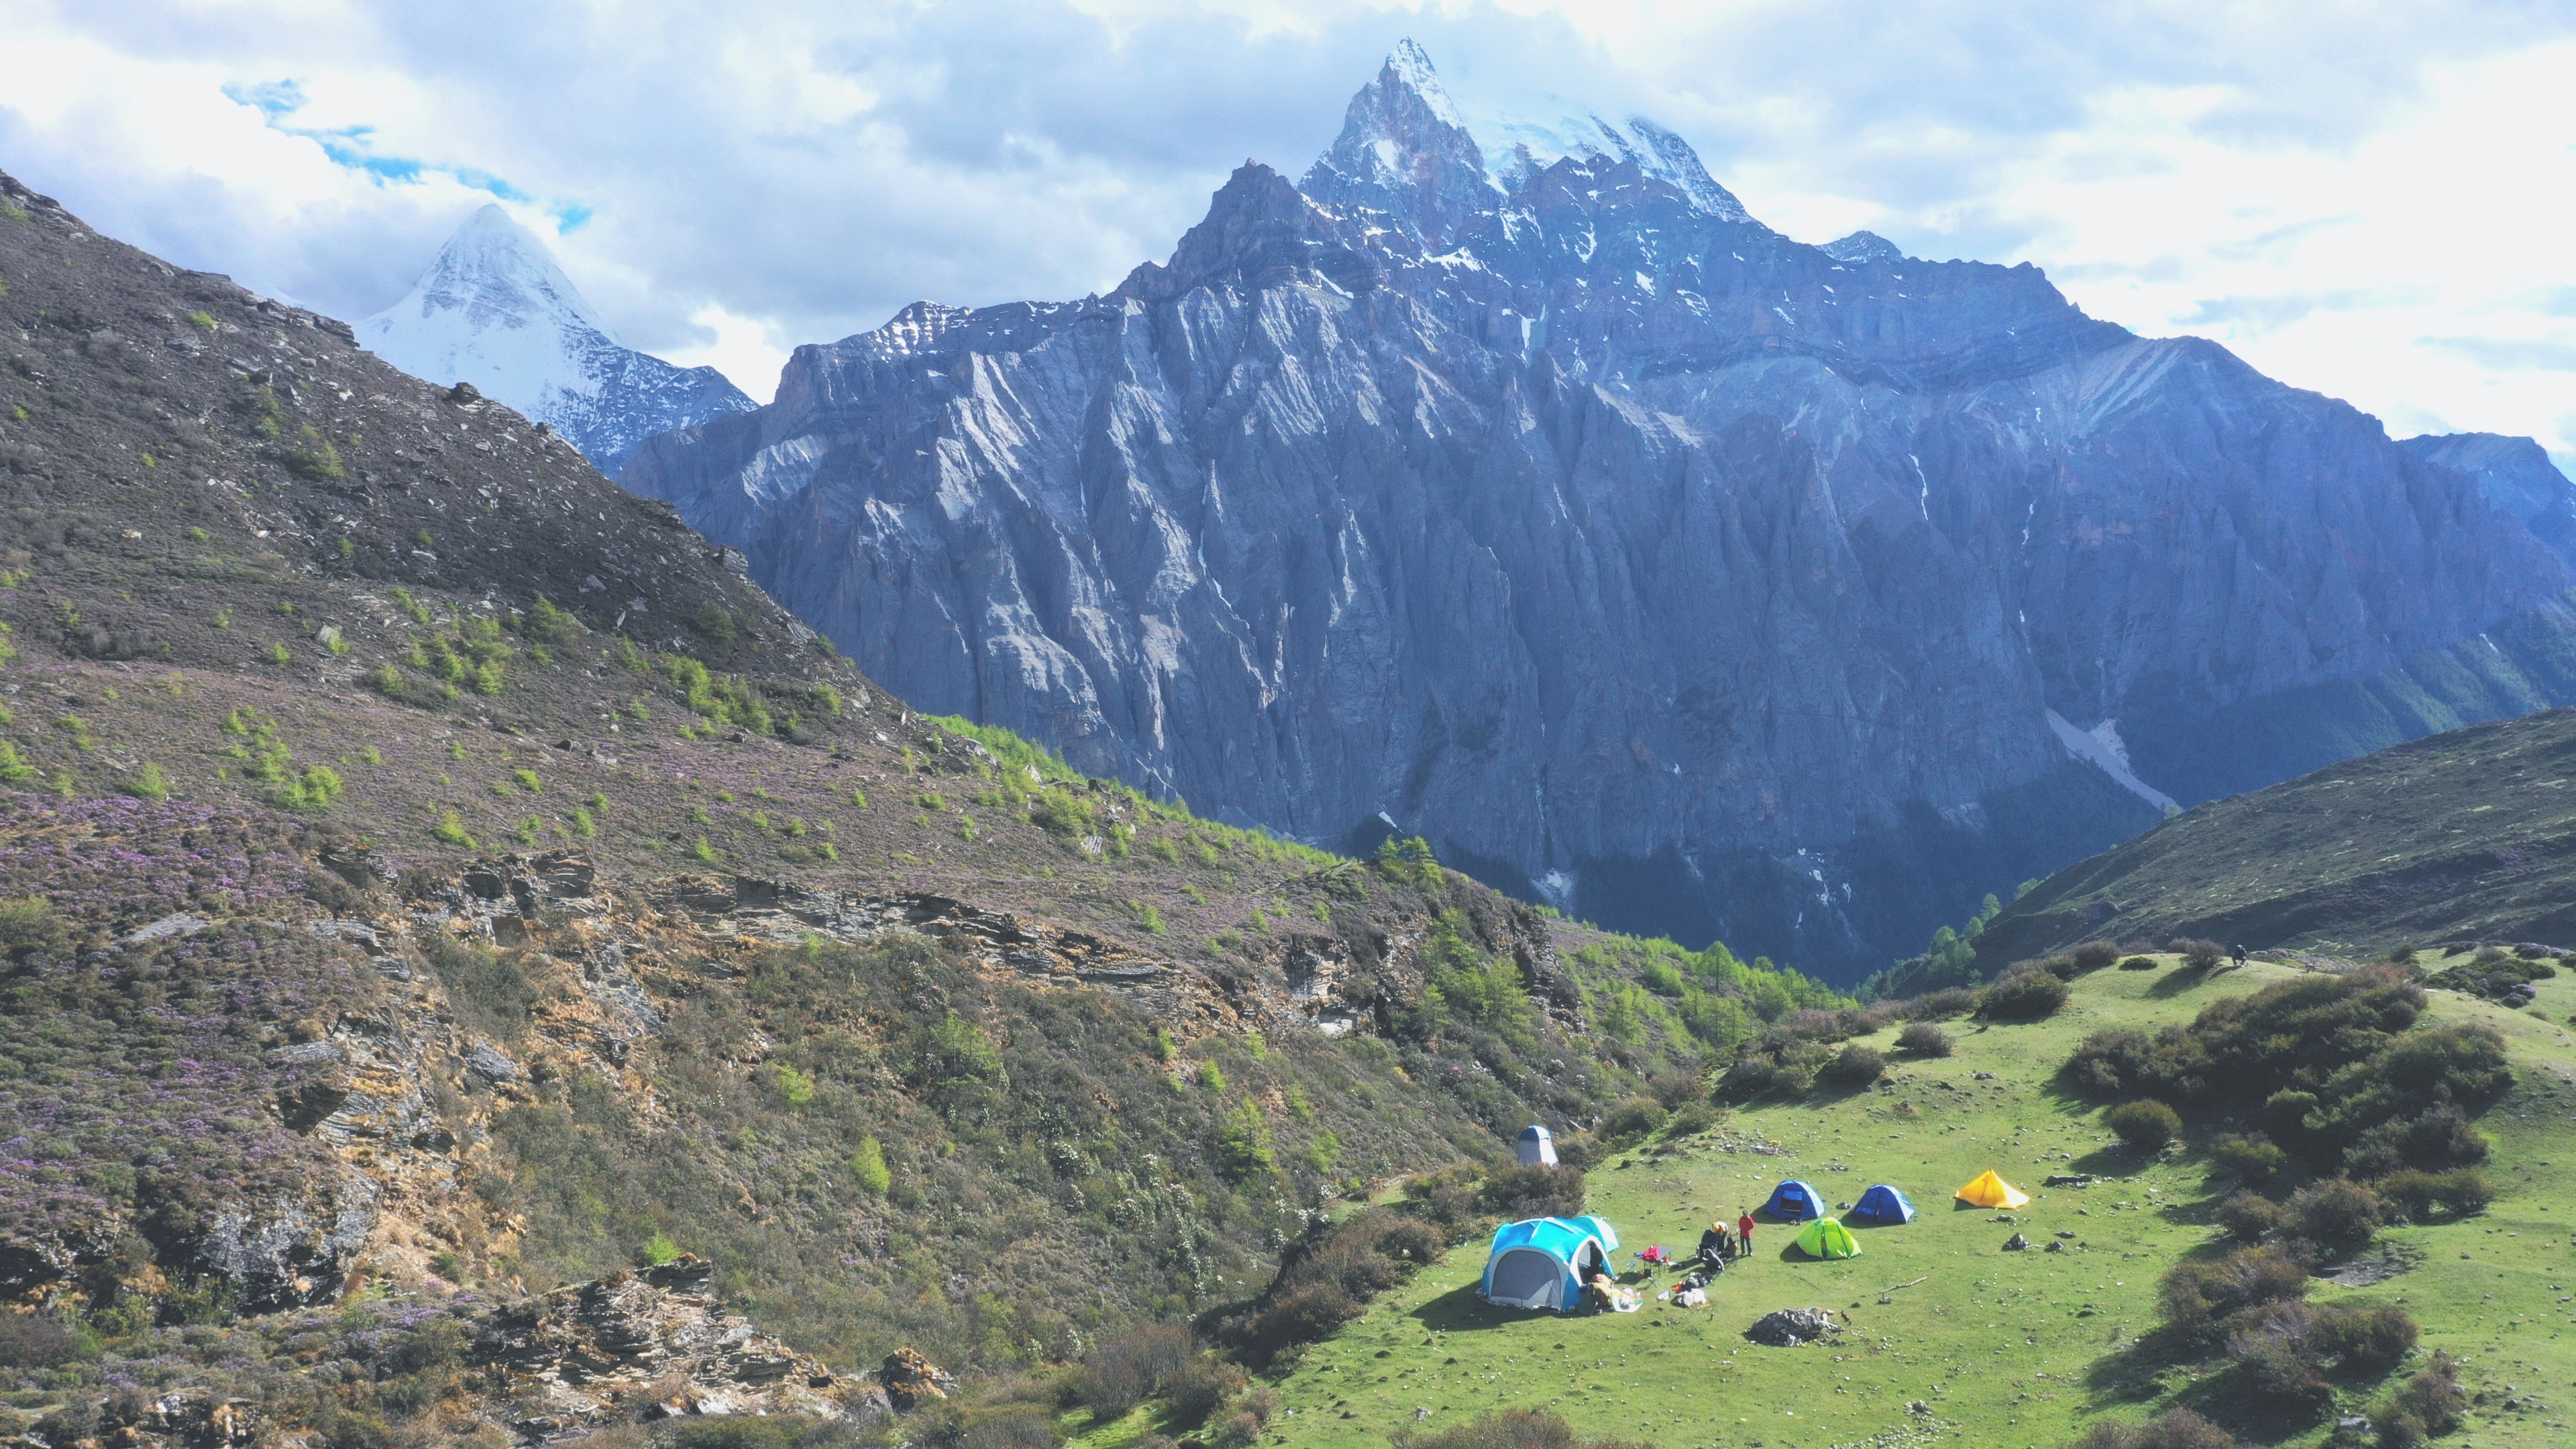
left=1407, top=1283, right=1543, bottom=1334
left=2080, top=1340, right=2348, bottom=1444
left=2146, top=964, right=2223, bottom=998
left=2071, top=1143, right=2151, bottom=1176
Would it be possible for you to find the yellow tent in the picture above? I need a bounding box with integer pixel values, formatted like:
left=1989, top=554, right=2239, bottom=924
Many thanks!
left=1954, top=1170, right=2031, bottom=1209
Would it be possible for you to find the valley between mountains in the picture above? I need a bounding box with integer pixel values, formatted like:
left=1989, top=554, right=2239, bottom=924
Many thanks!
left=7, top=40, right=2576, bottom=1449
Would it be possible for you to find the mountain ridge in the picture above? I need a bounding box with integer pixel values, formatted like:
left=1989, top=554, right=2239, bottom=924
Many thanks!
left=621, top=42, right=2576, bottom=981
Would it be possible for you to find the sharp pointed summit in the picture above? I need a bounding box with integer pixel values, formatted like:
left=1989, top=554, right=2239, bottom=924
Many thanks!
left=358, top=205, right=755, bottom=477
left=1300, top=40, right=1500, bottom=247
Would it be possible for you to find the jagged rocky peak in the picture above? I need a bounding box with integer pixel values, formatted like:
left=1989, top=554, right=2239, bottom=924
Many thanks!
left=1300, top=40, right=1500, bottom=246
left=360, top=204, right=755, bottom=478
left=1822, top=229, right=1904, bottom=264
left=1120, top=163, right=1379, bottom=301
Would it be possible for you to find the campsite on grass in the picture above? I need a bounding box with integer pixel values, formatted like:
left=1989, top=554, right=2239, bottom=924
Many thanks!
left=1230, top=956, right=2576, bottom=1449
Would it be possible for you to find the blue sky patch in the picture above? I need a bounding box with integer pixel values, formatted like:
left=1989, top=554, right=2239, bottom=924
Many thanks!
left=224, top=76, right=571, bottom=224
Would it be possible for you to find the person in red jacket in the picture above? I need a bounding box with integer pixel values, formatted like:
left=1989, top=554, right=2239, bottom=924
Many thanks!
left=1737, top=1208, right=1756, bottom=1260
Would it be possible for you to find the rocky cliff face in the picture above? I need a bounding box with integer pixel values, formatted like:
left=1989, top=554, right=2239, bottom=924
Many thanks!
left=2401, top=432, right=2576, bottom=573
left=622, top=46, right=2576, bottom=979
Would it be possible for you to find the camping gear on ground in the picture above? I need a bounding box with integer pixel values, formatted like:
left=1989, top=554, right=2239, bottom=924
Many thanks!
left=1676, top=1285, right=1707, bottom=1307
left=1762, top=1179, right=1826, bottom=1221
left=1517, top=1124, right=1559, bottom=1167
left=1954, top=1170, right=2032, bottom=1210
left=1791, top=1216, right=1862, bottom=1259
left=1587, top=1275, right=1642, bottom=1313
left=1849, top=1184, right=1917, bottom=1225
left=1477, top=1216, right=1621, bottom=1310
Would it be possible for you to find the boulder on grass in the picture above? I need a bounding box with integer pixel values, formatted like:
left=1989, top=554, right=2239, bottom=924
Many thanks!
left=1745, top=1307, right=1841, bottom=1346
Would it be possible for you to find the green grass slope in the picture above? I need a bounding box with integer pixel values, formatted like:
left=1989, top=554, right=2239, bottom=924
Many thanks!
left=1974, top=705, right=2576, bottom=969
left=1246, top=961, right=2576, bottom=1449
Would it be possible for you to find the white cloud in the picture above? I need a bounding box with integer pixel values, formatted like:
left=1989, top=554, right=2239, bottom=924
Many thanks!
left=4, top=0, right=2572, bottom=457
left=661, top=304, right=795, bottom=404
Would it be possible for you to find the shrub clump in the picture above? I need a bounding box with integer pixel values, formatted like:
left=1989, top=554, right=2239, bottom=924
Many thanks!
left=1391, top=1407, right=1654, bottom=1449
left=1717, top=1036, right=1833, bottom=1100
left=2374, top=1351, right=2465, bottom=1448
left=1480, top=1163, right=1586, bottom=1221
left=2284, top=1178, right=2384, bottom=1252
left=1980, top=966, right=2069, bottom=1021
left=1821, top=1042, right=1886, bottom=1087
left=1907, top=987, right=1978, bottom=1020
left=2158, top=1244, right=2310, bottom=1349
left=2072, top=941, right=2121, bottom=971
left=2067, top=1407, right=2245, bottom=1449
left=1598, top=1097, right=1668, bottom=1146
left=1664, top=1102, right=1717, bottom=1136
left=2060, top=967, right=2506, bottom=1178
left=2375, top=1167, right=2489, bottom=1222
left=2108, top=1098, right=2183, bottom=1150
left=2118, top=954, right=2160, bottom=970
left=1895, top=1022, right=1953, bottom=1057
left=1217, top=1205, right=1458, bottom=1369
left=2214, top=1191, right=2284, bottom=1243
left=2212, top=1132, right=2286, bottom=1185
left=2173, top=937, right=2226, bottom=970
left=1074, top=1323, right=1199, bottom=1422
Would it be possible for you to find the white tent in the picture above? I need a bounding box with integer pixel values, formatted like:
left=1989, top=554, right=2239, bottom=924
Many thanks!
left=1517, top=1124, right=1558, bottom=1167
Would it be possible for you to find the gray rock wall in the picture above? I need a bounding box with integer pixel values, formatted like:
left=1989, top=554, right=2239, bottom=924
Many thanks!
left=624, top=54, right=2575, bottom=978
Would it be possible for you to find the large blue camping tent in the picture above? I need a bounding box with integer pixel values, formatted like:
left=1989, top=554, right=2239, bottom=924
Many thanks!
left=1762, top=1179, right=1825, bottom=1222
left=1477, top=1216, right=1621, bottom=1310
left=1849, top=1183, right=1916, bottom=1225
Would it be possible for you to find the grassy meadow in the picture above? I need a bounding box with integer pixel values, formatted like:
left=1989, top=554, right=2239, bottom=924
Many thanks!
left=1187, top=957, right=2576, bottom=1449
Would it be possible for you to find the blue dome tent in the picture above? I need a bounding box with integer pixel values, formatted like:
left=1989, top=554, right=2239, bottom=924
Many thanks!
left=1762, top=1179, right=1825, bottom=1222
left=1849, top=1183, right=1917, bottom=1225
left=1517, top=1124, right=1558, bottom=1167
left=1477, top=1216, right=1621, bottom=1310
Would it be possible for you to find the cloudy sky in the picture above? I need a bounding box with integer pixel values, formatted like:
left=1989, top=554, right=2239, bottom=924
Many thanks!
left=7, top=0, right=2575, bottom=462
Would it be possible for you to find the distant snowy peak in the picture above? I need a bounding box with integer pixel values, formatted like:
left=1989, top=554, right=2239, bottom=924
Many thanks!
left=1300, top=40, right=1499, bottom=246
left=1475, top=106, right=1750, bottom=222
left=358, top=205, right=753, bottom=478
left=1823, top=230, right=1904, bottom=264
left=1302, top=40, right=1755, bottom=239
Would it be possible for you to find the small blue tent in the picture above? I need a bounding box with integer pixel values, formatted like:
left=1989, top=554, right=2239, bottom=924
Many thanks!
left=1849, top=1183, right=1917, bottom=1225
left=1477, top=1216, right=1621, bottom=1310
left=1517, top=1125, right=1558, bottom=1167
left=1762, top=1179, right=1825, bottom=1222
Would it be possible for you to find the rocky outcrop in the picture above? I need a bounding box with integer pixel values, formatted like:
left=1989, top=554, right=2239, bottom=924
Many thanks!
left=1746, top=1307, right=1843, bottom=1345
left=478, top=1256, right=857, bottom=1440
left=625, top=46, right=2576, bottom=977
left=879, top=1344, right=956, bottom=1411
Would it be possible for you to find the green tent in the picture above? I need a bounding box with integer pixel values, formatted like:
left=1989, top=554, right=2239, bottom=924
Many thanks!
left=1792, top=1216, right=1861, bottom=1260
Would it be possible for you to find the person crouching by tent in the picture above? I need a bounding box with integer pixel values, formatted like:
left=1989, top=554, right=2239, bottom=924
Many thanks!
left=1697, top=1220, right=1732, bottom=1273
left=1587, top=1273, right=1641, bottom=1313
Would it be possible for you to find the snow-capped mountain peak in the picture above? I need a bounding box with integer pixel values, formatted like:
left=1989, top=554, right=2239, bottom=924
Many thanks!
left=1473, top=105, right=1751, bottom=222
left=1301, top=40, right=1754, bottom=239
left=1300, top=42, right=1501, bottom=246
left=359, top=206, right=754, bottom=478
left=1381, top=38, right=1466, bottom=129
